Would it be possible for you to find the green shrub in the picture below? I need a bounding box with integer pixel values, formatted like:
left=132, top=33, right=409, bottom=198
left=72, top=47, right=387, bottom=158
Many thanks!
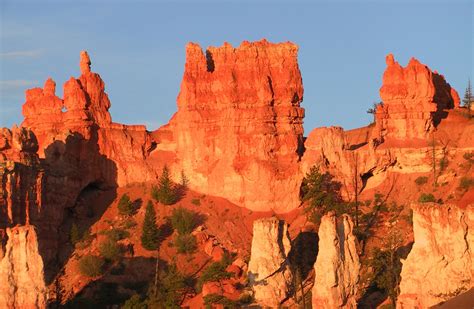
left=191, top=198, right=201, bottom=206
left=78, top=255, right=104, bottom=277
left=418, top=193, right=436, bottom=203
left=439, top=157, right=448, bottom=172
left=105, top=228, right=130, bottom=241
left=147, top=263, right=186, bottom=308
left=121, top=218, right=137, bottom=230
left=122, top=294, right=146, bottom=309
left=118, top=194, right=135, bottom=216
left=198, top=259, right=233, bottom=290
left=300, top=166, right=345, bottom=224
left=151, top=166, right=178, bottom=205
left=414, top=176, right=428, bottom=186
left=141, top=201, right=160, bottom=251
left=175, top=234, right=197, bottom=254
left=459, top=177, right=474, bottom=191
left=99, top=239, right=121, bottom=261
left=203, top=294, right=236, bottom=308
left=70, top=223, right=81, bottom=245
left=76, top=228, right=94, bottom=250
left=171, top=207, right=198, bottom=235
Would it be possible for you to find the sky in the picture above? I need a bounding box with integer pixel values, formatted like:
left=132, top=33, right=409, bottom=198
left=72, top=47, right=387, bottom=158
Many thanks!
left=1, top=0, right=472, bottom=133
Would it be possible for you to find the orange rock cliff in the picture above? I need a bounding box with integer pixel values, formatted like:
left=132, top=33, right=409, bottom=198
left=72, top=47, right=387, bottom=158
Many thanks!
left=0, top=40, right=473, bottom=308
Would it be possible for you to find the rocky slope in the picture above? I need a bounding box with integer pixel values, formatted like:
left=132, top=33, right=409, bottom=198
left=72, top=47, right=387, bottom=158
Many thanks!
left=397, top=204, right=474, bottom=308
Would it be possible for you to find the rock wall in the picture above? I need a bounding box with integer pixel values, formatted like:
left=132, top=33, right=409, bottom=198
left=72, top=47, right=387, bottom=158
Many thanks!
left=248, top=217, right=293, bottom=306
left=0, top=226, right=47, bottom=309
left=312, top=212, right=360, bottom=308
left=376, top=54, right=459, bottom=140
left=159, top=40, right=305, bottom=212
left=397, top=204, right=474, bottom=308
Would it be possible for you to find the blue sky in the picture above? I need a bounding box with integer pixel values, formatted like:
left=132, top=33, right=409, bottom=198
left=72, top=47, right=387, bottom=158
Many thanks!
left=1, top=0, right=472, bottom=132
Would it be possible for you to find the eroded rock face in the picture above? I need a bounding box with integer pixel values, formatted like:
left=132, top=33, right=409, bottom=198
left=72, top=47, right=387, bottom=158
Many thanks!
left=312, top=212, right=360, bottom=308
left=397, top=204, right=474, bottom=308
left=248, top=217, right=292, bottom=306
left=160, top=40, right=305, bottom=212
left=376, top=54, right=459, bottom=140
left=0, top=226, right=47, bottom=309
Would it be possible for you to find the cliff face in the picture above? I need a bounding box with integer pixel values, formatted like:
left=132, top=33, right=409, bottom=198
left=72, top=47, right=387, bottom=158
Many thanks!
left=376, top=54, right=459, bottom=140
left=0, top=226, right=47, bottom=309
left=160, top=40, right=305, bottom=212
left=312, top=212, right=360, bottom=308
left=397, top=204, right=474, bottom=308
left=248, top=217, right=293, bottom=306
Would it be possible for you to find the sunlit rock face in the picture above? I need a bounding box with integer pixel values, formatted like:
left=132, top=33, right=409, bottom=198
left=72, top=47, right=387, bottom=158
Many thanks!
left=160, top=40, right=305, bottom=212
left=0, top=226, right=47, bottom=309
left=248, top=217, right=293, bottom=306
left=312, top=212, right=360, bottom=308
left=376, top=54, right=459, bottom=140
left=397, top=204, right=474, bottom=309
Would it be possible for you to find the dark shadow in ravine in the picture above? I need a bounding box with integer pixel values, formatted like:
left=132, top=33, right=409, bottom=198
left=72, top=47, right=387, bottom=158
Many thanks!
left=36, top=125, right=118, bottom=294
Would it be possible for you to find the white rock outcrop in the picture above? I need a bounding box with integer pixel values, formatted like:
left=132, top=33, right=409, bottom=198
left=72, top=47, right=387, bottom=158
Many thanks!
left=312, top=212, right=360, bottom=308
left=397, top=204, right=474, bottom=308
left=248, top=217, right=292, bottom=307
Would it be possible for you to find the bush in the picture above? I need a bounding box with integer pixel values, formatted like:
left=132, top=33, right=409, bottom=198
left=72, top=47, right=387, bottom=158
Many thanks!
left=191, top=198, right=201, bottom=206
left=418, top=193, right=436, bottom=203
left=171, top=207, right=198, bottom=235
left=141, top=201, right=160, bottom=251
left=414, top=176, right=428, bottom=186
left=151, top=166, right=178, bottom=205
left=78, top=255, right=104, bottom=277
left=147, top=263, right=186, bottom=308
left=76, top=228, right=94, bottom=250
left=300, top=166, right=345, bottom=224
left=121, top=218, right=137, bottom=230
left=105, top=228, right=130, bottom=242
left=203, top=294, right=235, bottom=308
left=175, top=233, right=197, bottom=254
left=99, top=239, right=121, bottom=262
left=70, top=223, right=81, bottom=245
left=118, top=194, right=135, bottom=216
left=198, top=258, right=233, bottom=290
left=459, top=177, right=474, bottom=191
left=122, top=294, right=146, bottom=309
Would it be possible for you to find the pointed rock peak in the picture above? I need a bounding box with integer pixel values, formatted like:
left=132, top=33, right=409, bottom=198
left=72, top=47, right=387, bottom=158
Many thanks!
left=80, top=50, right=91, bottom=74
left=43, top=78, right=56, bottom=96
left=386, top=53, right=396, bottom=66
left=408, top=56, right=423, bottom=67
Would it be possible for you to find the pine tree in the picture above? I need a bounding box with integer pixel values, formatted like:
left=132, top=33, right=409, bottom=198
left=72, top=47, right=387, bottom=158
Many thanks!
left=463, top=79, right=472, bottom=115
left=118, top=193, right=134, bottom=216
left=141, top=201, right=160, bottom=251
left=151, top=165, right=177, bottom=205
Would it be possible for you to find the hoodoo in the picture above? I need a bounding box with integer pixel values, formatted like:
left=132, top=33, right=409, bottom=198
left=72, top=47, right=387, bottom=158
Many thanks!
left=158, top=40, right=305, bottom=212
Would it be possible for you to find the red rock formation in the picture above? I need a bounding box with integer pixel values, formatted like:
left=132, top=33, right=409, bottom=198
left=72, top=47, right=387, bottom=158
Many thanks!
left=159, top=40, right=305, bottom=212
left=375, top=54, right=459, bottom=140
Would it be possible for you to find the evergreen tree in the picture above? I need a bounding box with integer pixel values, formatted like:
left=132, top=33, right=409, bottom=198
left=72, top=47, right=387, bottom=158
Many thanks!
left=463, top=79, right=472, bottom=115
left=151, top=166, right=177, bottom=205
left=141, top=201, right=160, bottom=251
left=118, top=193, right=134, bottom=216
